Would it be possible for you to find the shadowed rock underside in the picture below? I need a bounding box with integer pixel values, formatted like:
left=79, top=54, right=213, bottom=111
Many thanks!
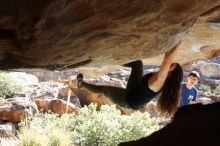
left=0, top=0, right=220, bottom=77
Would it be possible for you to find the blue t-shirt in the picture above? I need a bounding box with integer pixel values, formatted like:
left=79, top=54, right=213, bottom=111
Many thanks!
left=180, top=83, right=198, bottom=106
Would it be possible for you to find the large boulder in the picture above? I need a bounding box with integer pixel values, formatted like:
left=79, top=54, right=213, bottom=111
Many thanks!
left=186, top=61, right=220, bottom=79
left=0, top=0, right=220, bottom=76
left=119, top=102, right=220, bottom=146
left=198, top=63, right=220, bottom=79
left=0, top=97, right=38, bottom=122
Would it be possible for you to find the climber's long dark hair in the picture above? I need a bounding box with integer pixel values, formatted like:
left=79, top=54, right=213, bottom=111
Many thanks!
left=157, top=63, right=183, bottom=115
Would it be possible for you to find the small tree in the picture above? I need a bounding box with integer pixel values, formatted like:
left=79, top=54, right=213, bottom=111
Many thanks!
left=72, top=104, right=155, bottom=146
left=0, top=73, right=23, bottom=98
left=213, top=85, right=220, bottom=95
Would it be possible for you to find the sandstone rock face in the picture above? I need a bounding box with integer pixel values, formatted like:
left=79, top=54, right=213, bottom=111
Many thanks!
left=191, top=62, right=220, bottom=79
left=24, top=81, right=80, bottom=114
left=34, top=98, right=80, bottom=115
left=0, top=0, right=220, bottom=77
left=0, top=97, right=38, bottom=122
left=200, top=63, right=220, bottom=78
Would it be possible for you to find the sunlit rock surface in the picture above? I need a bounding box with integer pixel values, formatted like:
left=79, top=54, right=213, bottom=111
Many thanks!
left=0, top=97, right=38, bottom=122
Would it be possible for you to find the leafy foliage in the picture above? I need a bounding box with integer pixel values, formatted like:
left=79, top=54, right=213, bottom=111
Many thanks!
left=18, top=113, right=73, bottom=146
left=198, top=84, right=211, bottom=94
left=18, top=104, right=155, bottom=146
left=198, top=84, right=220, bottom=95
left=17, top=127, right=44, bottom=146
left=0, top=73, right=23, bottom=98
left=71, top=104, right=155, bottom=146
left=213, top=85, right=220, bottom=95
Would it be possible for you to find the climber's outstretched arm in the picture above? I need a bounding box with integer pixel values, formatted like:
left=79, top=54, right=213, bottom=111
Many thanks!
left=148, top=42, right=180, bottom=92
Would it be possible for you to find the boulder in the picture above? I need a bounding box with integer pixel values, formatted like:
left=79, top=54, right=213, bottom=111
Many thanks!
left=0, top=97, right=38, bottom=122
left=49, top=99, right=80, bottom=115
left=199, top=63, right=220, bottom=79
left=0, top=122, right=16, bottom=137
left=34, top=98, right=79, bottom=115
left=9, top=72, right=39, bottom=86
left=189, top=61, right=220, bottom=79
left=119, top=103, right=220, bottom=146
left=0, top=0, right=220, bottom=76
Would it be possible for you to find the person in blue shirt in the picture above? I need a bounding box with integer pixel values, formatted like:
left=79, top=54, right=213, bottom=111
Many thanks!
left=76, top=42, right=183, bottom=115
left=180, top=71, right=200, bottom=106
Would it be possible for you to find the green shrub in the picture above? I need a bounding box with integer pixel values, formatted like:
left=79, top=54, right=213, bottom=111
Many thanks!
left=72, top=104, right=155, bottom=146
left=213, top=85, right=220, bottom=95
left=48, top=129, right=72, bottom=146
left=0, top=73, right=23, bottom=98
left=18, top=104, right=155, bottom=146
left=198, top=84, right=211, bottom=94
left=17, top=127, right=44, bottom=146
left=18, top=113, right=73, bottom=146
left=18, top=128, right=69, bottom=146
